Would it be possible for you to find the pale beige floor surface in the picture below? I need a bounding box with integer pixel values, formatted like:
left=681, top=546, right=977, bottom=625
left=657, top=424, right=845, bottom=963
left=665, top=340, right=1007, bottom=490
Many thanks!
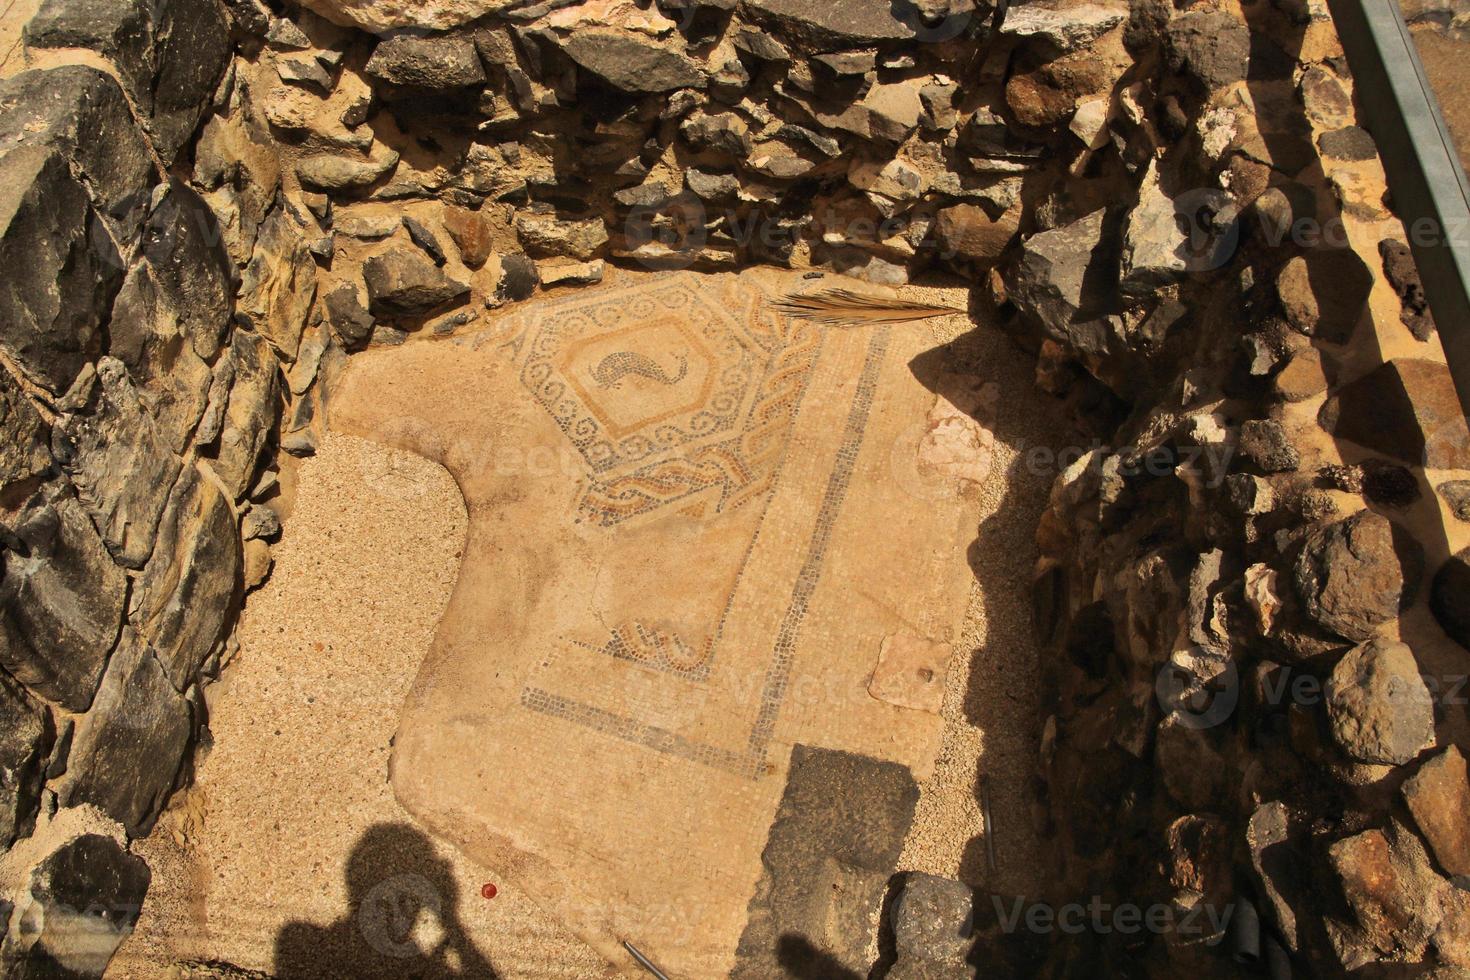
left=114, top=271, right=1062, bottom=978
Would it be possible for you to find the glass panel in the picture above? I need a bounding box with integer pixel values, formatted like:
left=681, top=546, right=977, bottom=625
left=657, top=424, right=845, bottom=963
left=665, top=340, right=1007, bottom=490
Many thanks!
left=1399, top=2, right=1470, bottom=170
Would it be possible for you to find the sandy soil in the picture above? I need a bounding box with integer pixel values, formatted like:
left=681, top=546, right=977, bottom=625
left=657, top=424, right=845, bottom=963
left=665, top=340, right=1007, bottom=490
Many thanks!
left=114, top=277, right=1062, bottom=977
left=111, top=435, right=615, bottom=979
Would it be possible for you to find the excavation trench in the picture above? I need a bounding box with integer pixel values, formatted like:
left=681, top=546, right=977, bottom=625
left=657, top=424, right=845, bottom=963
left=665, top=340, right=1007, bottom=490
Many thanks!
left=112, top=268, right=1065, bottom=978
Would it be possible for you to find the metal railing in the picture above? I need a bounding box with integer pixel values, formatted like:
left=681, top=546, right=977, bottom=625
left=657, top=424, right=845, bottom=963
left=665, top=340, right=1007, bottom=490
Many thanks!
left=1326, top=0, right=1470, bottom=417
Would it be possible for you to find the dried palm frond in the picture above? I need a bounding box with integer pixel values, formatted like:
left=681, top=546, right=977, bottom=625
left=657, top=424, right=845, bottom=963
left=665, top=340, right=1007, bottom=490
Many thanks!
left=774, top=288, right=965, bottom=326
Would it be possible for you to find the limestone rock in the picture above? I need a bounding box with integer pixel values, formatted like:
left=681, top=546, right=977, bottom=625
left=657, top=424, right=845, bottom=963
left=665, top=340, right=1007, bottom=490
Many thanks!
left=134, top=466, right=241, bottom=692
left=363, top=246, right=470, bottom=317
left=295, top=0, right=517, bottom=32
left=1403, top=747, right=1470, bottom=877
left=364, top=33, right=487, bottom=89
left=25, top=0, right=232, bottom=161
left=1121, top=161, right=1234, bottom=297
left=539, top=259, right=604, bottom=287
left=57, top=628, right=192, bottom=836
left=238, top=204, right=319, bottom=362
left=515, top=211, right=609, bottom=260
left=0, top=492, right=130, bottom=715
left=0, top=672, right=47, bottom=848
left=1430, top=546, right=1470, bottom=652
left=1, top=831, right=150, bottom=978
left=555, top=31, right=705, bottom=93
left=56, top=360, right=182, bottom=570
left=1325, top=639, right=1434, bottom=766
left=889, top=873, right=974, bottom=978
left=1319, top=360, right=1470, bottom=470
left=243, top=537, right=272, bottom=591
left=209, top=331, right=280, bottom=501
left=1292, top=511, right=1421, bottom=644
left=1001, top=4, right=1126, bottom=52
left=297, top=148, right=401, bottom=192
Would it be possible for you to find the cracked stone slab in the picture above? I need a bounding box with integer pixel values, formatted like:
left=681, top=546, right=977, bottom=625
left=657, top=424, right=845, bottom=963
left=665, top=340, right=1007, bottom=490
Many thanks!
left=328, top=269, right=984, bottom=976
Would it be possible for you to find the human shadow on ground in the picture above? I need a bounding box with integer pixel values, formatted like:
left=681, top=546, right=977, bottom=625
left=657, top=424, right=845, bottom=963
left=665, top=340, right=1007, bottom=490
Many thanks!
left=274, top=823, right=499, bottom=979
left=776, top=933, right=863, bottom=979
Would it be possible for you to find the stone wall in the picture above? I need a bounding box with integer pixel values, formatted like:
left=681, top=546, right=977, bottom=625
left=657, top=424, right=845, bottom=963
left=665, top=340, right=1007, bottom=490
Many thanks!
left=0, top=0, right=1466, bottom=975
left=1005, top=1, right=1470, bottom=976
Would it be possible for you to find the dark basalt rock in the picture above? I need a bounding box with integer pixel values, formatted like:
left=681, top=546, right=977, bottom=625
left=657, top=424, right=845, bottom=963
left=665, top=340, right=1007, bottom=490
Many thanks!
left=56, top=358, right=183, bottom=570
left=56, top=628, right=193, bottom=836
left=741, top=0, right=959, bottom=50
left=0, top=146, right=123, bottom=395
left=1291, top=510, right=1422, bottom=644
left=888, top=873, right=975, bottom=978
left=364, top=33, right=487, bottom=90
left=0, top=672, right=48, bottom=849
left=363, top=246, right=471, bottom=317
left=0, top=494, right=126, bottom=712
left=1165, top=10, right=1252, bottom=93
left=1431, top=546, right=1470, bottom=653
left=555, top=31, right=706, bottom=93
left=1239, top=419, right=1301, bottom=474
left=1379, top=239, right=1437, bottom=341
left=25, top=0, right=231, bottom=161
left=323, top=281, right=376, bottom=349
left=3, top=831, right=150, bottom=978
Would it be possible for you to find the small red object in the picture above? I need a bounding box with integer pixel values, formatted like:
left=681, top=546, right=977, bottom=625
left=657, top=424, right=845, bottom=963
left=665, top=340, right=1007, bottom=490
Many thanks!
left=481, top=882, right=498, bottom=900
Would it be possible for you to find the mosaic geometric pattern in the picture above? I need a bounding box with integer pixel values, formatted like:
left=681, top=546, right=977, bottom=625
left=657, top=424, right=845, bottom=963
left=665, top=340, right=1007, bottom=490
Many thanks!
left=515, top=277, right=822, bottom=528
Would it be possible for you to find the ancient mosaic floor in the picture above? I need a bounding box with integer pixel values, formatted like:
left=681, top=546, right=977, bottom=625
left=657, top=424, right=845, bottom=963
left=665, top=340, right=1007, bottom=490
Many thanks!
left=327, top=269, right=990, bottom=976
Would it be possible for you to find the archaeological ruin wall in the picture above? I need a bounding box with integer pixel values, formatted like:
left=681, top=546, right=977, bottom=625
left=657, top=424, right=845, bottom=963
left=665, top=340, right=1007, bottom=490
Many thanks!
left=0, top=0, right=1467, bottom=974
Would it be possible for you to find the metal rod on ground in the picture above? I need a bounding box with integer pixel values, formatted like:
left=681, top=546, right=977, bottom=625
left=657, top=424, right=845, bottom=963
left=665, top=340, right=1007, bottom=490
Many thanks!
left=980, top=777, right=997, bottom=875
left=623, top=940, right=672, bottom=980
left=1325, top=0, right=1470, bottom=418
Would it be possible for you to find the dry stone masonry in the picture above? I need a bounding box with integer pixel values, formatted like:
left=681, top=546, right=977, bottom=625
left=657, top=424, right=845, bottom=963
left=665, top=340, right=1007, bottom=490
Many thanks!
left=0, top=0, right=1465, bottom=975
